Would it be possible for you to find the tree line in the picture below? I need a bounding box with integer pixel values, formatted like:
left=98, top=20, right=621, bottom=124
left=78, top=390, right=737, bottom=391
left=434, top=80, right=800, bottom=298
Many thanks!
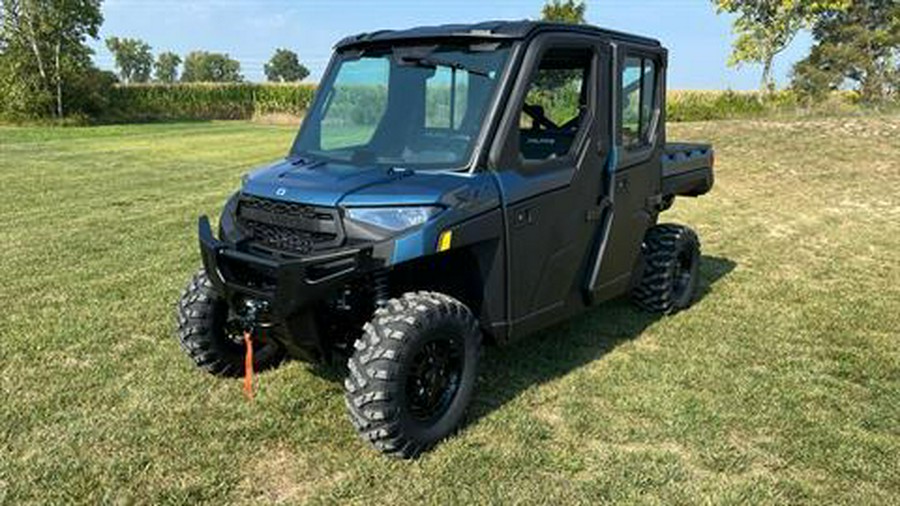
left=0, top=0, right=310, bottom=120
left=715, top=0, right=899, bottom=103
left=104, top=37, right=309, bottom=85
left=1, top=0, right=897, bottom=121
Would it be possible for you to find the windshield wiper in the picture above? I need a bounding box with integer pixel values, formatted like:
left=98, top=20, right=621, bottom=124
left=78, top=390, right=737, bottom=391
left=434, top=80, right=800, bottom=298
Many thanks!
left=399, top=55, right=491, bottom=78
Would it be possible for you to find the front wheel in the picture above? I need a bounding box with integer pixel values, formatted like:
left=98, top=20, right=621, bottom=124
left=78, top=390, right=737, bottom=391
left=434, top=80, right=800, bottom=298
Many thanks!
left=176, top=268, right=285, bottom=377
left=344, top=292, right=481, bottom=458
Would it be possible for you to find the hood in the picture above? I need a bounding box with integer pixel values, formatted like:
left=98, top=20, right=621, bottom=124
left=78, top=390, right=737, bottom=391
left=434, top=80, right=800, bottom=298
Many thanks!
left=241, top=158, right=499, bottom=211
left=241, top=158, right=393, bottom=207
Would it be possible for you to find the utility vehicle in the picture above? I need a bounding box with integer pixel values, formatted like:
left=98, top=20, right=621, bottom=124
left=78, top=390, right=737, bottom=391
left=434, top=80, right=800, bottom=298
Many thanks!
left=176, top=21, right=714, bottom=458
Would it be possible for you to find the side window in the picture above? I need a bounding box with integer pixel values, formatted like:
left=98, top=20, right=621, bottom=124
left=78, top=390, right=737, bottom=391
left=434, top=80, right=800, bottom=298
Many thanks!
left=519, top=47, right=592, bottom=163
left=640, top=59, right=657, bottom=140
left=320, top=57, right=389, bottom=150
left=425, top=66, right=469, bottom=130
left=620, top=56, right=658, bottom=149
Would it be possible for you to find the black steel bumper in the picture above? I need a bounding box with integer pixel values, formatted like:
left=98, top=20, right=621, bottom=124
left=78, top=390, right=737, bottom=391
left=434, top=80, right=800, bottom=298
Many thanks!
left=198, top=216, right=382, bottom=359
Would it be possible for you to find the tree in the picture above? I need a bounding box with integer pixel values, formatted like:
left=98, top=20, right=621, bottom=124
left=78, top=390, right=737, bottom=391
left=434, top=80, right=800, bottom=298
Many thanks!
left=535, top=0, right=586, bottom=95
left=713, top=0, right=848, bottom=92
left=181, top=51, right=242, bottom=82
left=105, top=36, right=152, bottom=83
left=154, top=51, right=181, bottom=83
left=0, top=0, right=104, bottom=118
left=264, top=48, right=309, bottom=82
left=541, top=0, right=586, bottom=24
left=793, top=0, right=900, bottom=103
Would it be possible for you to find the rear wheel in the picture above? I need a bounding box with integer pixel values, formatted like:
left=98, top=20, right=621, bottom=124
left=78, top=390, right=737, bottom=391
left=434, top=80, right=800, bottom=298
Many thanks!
left=176, top=268, right=285, bottom=377
left=631, top=224, right=701, bottom=314
left=344, top=292, right=481, bottom=458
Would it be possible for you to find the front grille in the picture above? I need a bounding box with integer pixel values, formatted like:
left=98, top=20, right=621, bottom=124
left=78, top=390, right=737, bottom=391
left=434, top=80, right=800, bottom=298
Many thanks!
left=236, top=195, right=343, bottom=254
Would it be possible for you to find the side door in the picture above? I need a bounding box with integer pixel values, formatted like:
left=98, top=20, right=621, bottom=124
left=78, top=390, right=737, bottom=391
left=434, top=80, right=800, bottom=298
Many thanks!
left=588, top=44, right=666, bottom=299
left=489, top=34, right=612, bottom=338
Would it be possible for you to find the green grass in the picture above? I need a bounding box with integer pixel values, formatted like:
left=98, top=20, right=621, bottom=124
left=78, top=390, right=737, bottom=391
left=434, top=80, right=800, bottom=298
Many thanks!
left=1, top=116, right=899, bottom=504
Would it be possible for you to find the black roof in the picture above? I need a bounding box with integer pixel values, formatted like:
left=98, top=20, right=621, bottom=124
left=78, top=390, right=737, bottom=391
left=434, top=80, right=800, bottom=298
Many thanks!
left=335, top=20, right=661, bottom=50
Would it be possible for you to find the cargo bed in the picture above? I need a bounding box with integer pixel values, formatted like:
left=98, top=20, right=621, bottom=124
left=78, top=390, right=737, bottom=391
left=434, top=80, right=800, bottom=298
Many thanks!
left=661, top=142, right=714, bottom=197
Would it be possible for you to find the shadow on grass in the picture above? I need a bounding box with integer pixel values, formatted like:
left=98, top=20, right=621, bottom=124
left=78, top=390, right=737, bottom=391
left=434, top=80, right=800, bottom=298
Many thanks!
left=307, top=255, right=736, bottom=423
left=468, top=254, right=736, bottom=424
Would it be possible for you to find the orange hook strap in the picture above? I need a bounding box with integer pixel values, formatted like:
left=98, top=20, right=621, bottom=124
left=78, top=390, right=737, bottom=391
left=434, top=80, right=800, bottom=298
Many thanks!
left=243, top=330, right=254, bottom=401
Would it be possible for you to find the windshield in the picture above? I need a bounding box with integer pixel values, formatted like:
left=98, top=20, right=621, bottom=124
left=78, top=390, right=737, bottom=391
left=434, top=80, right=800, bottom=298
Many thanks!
left=292, top=43, right=512, bottom=170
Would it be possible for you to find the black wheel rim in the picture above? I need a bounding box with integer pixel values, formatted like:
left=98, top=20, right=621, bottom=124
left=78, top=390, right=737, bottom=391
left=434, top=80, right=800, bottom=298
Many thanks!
left=406, top=335, right=464, bottom=423
left=672, top=247, right=695, bottom=300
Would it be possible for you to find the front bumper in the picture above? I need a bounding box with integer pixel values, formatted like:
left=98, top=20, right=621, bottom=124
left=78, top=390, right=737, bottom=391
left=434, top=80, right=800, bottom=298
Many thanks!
left=198, top=216, right=384, bottom=358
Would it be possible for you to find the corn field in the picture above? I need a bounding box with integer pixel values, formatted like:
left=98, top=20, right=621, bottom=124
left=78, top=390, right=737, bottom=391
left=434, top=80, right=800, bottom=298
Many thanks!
left=105, top=83, right=860, bottom=123
left=107, top=83, right=317, bottom=121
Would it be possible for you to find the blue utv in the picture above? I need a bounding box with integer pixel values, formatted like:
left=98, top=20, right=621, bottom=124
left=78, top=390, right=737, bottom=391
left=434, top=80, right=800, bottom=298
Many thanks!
left=177, top=20, right=714, bottom=458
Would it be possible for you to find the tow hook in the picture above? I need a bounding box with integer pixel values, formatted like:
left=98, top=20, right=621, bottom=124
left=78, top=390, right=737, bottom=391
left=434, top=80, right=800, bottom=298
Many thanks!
left=237, top=298, right=273, bottom=333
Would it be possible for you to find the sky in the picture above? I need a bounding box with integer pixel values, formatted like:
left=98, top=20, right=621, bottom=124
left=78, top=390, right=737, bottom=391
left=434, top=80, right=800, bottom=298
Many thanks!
left=91, top=0, right=814, bottom=90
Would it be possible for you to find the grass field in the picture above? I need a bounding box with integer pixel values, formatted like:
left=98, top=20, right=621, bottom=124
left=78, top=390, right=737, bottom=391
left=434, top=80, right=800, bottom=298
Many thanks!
left=1, top=116, right=899, bottom=504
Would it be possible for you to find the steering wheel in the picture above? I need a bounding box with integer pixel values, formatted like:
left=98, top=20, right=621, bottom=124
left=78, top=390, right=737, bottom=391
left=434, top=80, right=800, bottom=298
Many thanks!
left=523, top=104, right=584, bottom=133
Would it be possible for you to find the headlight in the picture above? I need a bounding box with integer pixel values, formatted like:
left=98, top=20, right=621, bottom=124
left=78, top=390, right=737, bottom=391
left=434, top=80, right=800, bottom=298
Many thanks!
left=345, top=206, right=441, bottom=232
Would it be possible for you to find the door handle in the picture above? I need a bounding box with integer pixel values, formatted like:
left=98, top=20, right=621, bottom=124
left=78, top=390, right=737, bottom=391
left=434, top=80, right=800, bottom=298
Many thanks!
left=512, top=207, right=534, bottom=229
left=585, top=197, right=611, bottom=222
